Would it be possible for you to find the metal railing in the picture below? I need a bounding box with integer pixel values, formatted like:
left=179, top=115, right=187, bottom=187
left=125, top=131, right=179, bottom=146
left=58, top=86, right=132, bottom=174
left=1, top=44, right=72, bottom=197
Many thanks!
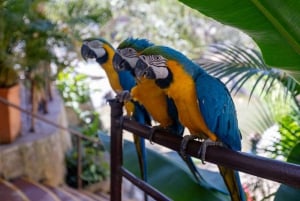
left=109, top=99, right=300, bottom=201
left=0, top=95, right=104, bottom=190
left=2, top=95, right=300, bottom=200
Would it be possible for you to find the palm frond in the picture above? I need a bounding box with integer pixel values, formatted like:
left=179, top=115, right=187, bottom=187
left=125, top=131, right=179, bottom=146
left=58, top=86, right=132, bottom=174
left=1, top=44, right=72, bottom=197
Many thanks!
left=197, top=44, right=300, bottom=100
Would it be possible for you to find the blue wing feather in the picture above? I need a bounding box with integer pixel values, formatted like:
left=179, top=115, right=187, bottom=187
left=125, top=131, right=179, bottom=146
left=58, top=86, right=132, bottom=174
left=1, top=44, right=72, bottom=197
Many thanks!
left=166, top=97, right=185, bottom=136
left=118, top=71, right=136, bottom=91
left=195, top=71, right=245, bottom=201
left=195, top=73, right=241, bottom=151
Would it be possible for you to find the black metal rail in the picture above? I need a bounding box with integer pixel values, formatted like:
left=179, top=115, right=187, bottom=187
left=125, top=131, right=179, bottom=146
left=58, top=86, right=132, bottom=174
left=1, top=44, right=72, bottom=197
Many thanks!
left=109, top=99, right=300, bottom=201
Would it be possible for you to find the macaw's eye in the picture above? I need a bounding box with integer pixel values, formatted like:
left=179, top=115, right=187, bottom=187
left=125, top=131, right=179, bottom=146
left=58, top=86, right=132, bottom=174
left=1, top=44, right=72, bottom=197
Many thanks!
left=155, top=56, right=160, bottom=60
left=140, top=55, right=146, bottom=60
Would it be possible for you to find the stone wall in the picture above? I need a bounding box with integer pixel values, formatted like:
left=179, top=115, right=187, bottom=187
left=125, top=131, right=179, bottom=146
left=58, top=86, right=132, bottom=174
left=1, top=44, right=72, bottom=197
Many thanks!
left=0, top=90, right=72, bottom=187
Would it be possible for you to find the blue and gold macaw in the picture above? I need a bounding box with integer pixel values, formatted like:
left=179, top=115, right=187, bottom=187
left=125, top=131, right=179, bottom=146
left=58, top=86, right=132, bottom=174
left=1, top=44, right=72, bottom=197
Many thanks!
left=112, top=38, right=208, bottom=186
left=80, top=38, right=151, bottom=185
left=134, top=45, right=246, bottom=201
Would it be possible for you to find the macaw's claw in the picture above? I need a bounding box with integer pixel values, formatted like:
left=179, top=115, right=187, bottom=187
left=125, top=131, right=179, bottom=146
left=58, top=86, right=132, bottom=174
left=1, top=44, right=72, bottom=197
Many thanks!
left=148, top=125, right=167, bottom=144
left=116, top=90, right=132, bottom=102
left=180, top=135, right=199, bottom=159
left=197, top=139, right=224, bottom=164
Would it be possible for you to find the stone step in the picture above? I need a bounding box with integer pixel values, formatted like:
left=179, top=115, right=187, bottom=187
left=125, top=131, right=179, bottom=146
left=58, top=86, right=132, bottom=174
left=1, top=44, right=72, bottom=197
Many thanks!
left=78, top=189, right=109, bottom=201
left=46, top=186, right=81, bottom=201
left=0, top=177, right=109, bottom=201
left=0, top=178, right=30, bottom=201
left=61, top=186, right=98, bottom=201
left=94, top=191, right=110, bottom=201
left=11, top=178, right=61, bottom=201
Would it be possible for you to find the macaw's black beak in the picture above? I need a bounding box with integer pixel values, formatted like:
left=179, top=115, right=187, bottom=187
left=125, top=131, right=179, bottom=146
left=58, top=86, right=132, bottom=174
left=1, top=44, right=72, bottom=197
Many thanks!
left=112, top=52, right=131, bottom=71
left=81, top=44, right=96, bottom=61
left=135, top=58, right=155, bottom=80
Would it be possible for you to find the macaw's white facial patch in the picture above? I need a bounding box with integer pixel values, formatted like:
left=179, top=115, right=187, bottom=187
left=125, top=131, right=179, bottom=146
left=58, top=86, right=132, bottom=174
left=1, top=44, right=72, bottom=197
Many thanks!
left=93, top=47, right=106, bottom=58
left=118, top=48, right=139, bottom=68
left=88, top=40, right=106, bottom=58
left=150, top=66, right=169, bottom=79
left=139, top=54, right=169, bottom=79
left=126, top=57, right=139, bottom=68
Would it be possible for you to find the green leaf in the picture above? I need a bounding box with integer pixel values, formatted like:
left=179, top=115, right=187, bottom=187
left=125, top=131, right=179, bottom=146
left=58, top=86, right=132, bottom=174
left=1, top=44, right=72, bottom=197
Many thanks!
left=99, top=133, right=229, bottom=201
left=274, top=143, right=300, bottom=201
left=198, top=44, right=300, bottom=97
left=274, top=185, right=300, bottom=201
left=286, top=143, right=300, bottom=165
left=179, top=0, right=300, bottom=80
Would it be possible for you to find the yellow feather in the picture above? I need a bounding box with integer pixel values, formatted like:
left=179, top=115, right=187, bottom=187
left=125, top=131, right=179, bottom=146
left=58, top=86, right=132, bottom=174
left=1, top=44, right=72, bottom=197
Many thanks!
left=101, top=44, right=134, bottom=115
left=101, top=44, right=123, bottom=92
left=131, top=78, right=173, bottom=127
left=166, top=60, right=217, bottom=141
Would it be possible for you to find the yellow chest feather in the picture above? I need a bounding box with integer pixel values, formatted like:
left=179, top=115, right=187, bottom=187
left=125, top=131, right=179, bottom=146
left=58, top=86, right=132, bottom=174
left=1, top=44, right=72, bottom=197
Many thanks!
left=166, top=61, right=217, bottom=140
left=131, top=78, right=172, bottom=127
left=101, top=44, right=123, bottom=92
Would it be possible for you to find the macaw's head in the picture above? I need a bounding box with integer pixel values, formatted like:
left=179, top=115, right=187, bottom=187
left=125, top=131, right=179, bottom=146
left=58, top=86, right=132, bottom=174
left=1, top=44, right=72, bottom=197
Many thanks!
left=81, top=38, right=113, bottom=65
left=135, top=45, right=186, bottom=88
left=113, top=37, right=154, bottom=73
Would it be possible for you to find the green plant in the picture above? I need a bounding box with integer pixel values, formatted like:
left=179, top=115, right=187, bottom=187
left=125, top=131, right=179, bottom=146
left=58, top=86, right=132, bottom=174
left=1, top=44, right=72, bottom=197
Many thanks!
left=65, top=142, right=109, bottom=188
left=199, top=44, right=300, bottom=100
left=57, top=66, right=108, bottom=188
left=79, top=111, right=104, bottom=137
left=274, top=143, right=300, bottom=201
left=56, top=67, right=91, bottom=108
left=267, top=109, right=300, bottom=159
left=65, top=110, right=107, bottom=188
left=0, top=66, right=19, bottom=88
left=65, top=110, right=108, bottom=188
left=179, top=0, right=300, bottom=82
left=198, top=43, right=300, bottom=158
left=0, top=0, right=24, bottom=88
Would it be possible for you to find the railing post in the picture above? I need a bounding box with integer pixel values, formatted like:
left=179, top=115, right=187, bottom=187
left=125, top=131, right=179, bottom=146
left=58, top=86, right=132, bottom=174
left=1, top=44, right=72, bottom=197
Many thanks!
left=77, top=136, right=82, bottom=189
left=109, top=99, right=124, bottom=201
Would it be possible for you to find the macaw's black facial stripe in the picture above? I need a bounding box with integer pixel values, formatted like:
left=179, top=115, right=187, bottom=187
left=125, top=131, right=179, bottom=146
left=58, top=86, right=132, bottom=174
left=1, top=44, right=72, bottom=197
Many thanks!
left=155, top=68, right=173, bottom=89
left=96, top=50, right=108, bottom=64
left=143, top=67, right=156, bottom=79
left=135, top=58, right=149, bottom=79
left=120, top=59, right=132, bottom=71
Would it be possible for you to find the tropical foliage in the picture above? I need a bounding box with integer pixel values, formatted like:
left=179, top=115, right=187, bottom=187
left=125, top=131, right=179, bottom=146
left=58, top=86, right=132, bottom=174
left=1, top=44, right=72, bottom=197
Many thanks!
left=179, top=0, right=300, bottom=81
left=2, top=0, right=300, bottom=199
left=57, top=68, right=108, bottom=188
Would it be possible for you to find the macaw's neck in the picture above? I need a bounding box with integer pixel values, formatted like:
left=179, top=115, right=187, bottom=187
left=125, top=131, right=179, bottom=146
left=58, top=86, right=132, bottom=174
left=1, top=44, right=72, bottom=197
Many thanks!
left=164, top=60, right=217, bottom=141
left=97, top=44, right=123, bottom=92
left=164, top=60, right=196, bottom=100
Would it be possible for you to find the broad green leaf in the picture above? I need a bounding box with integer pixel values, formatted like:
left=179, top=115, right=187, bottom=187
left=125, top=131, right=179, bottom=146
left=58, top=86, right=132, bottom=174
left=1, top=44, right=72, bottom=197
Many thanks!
left=286, top=143, right=300, bottom=164
left=179, top=0, right=300, bottom=81
left=274, top=143, right=300, bottom=201
left=99, top=133, right=229, bottom=201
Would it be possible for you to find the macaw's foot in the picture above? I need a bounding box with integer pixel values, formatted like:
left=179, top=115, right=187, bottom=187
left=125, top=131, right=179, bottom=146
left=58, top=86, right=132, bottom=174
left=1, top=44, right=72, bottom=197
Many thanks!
left=148, top=125, right=166, bottom=144
left=180, top=135, right=200, bottom=159
left=116, top=90, right=132, bottom=103
left=197, top=139, right=224, bottom=164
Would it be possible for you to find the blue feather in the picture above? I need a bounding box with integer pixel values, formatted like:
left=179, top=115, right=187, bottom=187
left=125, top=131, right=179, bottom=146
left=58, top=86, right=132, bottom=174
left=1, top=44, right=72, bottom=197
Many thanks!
left=140, top=45, right=245, bottom=201
left=195, top=74, right=242, bottom=151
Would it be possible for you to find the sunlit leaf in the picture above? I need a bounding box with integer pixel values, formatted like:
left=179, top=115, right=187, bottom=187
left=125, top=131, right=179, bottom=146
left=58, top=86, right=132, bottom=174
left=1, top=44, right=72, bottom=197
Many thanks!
left=274, top=143, right=300, bottom=201
left=179, top=0, right=300, bottom=78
